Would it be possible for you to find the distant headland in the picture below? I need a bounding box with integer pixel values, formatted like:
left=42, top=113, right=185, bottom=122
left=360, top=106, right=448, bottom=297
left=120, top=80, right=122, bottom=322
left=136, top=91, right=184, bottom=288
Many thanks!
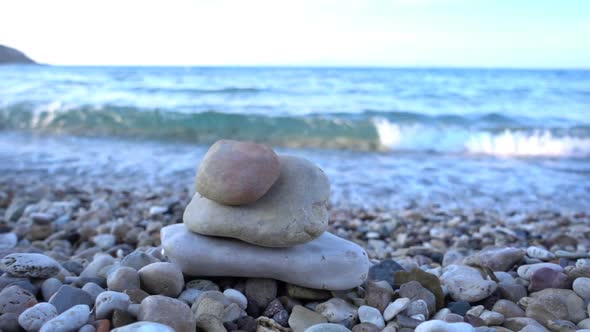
left=0, top=44, right=36, bottom=64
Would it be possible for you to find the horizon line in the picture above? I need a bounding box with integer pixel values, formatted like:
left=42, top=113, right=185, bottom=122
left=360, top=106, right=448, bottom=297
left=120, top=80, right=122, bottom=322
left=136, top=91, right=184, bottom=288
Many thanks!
left=8, top=63, right=590, bottom=71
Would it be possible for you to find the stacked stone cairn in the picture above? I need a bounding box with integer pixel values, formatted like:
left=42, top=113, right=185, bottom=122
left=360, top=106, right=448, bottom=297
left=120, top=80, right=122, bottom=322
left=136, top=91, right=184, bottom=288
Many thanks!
left=162, top=138, right=370, bottom=290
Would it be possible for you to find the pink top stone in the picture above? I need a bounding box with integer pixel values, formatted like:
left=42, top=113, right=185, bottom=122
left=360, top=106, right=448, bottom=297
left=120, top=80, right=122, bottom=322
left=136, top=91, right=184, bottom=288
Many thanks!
left=196, top=139, right=280, bottom=205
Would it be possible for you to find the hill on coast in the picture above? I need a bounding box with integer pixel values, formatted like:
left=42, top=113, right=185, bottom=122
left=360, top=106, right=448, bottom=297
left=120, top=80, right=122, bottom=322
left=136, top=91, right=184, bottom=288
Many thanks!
left=0, top=44, right=36, bottom=64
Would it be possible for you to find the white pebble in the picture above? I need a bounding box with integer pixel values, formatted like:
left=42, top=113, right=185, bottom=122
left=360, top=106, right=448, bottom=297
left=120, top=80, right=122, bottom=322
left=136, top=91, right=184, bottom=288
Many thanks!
left=18, top=302, right=58, bottom=332
left=111, top=321, right=175, bottom=332
left=383, top=297, right=410, bottom=321
left=149, top=206, right=168, bottom=216
left=415, top=320, right=475, bottom=332
left=358, top=305, right=385, bottom=329
left=223, top=289, right=248, bottom=309
left=526, top=246, right=555, bottom=260
left=39, top=304, right=90, bottom=332
left=411, top=314, right=425, bottom=321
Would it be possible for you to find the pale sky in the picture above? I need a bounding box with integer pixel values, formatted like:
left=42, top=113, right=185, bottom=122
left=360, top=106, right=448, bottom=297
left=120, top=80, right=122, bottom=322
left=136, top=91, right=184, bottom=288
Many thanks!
left=1, top=0, right=589, bottom=67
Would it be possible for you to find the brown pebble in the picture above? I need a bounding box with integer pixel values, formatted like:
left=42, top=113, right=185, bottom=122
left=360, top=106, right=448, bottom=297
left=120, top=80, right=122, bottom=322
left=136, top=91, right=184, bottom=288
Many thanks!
left=95, top=319, right=110, bottom=332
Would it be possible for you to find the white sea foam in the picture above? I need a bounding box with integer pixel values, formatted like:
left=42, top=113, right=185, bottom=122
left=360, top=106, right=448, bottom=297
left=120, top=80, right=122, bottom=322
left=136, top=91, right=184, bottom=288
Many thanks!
left=373, top=118, right=590, bottom=157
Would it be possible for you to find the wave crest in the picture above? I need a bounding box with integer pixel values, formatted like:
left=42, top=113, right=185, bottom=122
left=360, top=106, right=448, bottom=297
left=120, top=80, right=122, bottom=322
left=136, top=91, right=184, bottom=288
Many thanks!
left=373, top=118, right=590, bottom=157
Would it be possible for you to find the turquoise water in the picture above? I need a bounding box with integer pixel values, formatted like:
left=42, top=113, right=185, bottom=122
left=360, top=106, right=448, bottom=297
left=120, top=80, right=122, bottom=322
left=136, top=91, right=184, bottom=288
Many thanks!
left=0, top=66, right=589, bottom=211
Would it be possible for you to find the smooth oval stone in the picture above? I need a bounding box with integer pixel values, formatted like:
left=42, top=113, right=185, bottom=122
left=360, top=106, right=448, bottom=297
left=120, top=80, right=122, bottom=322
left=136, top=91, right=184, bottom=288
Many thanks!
left=111, top=321, right=175, bottom=332
left=161, top=224, right=369, bottom=290
left=185, top=155, right=330, bottom=247
left=315, top=298, right=358, bottom=323
left=305, top=323, right=352, bottom=332
left=463, top=247, right=525, bottom=272
left=139, top=295, right=196, bottom=332
left=573, top=277, right=590, bottom=301
left=415, top=320, right=475, bottom=332
left=138, top=262, right=184, bottom=297
left=223, top=289, right=248, bottom=310
left=39, top=304, right=90, bottom=332
left=0, top=253, right=61, bottom=278
left=525, top=288, right=586, bottom=324
left=358, top=305, right=385, bottom=329
left=18, top=302, right=58, bottom=332
left=441, top=265, right=497, bottom=302
left=195, top=139, right=281, bottom=205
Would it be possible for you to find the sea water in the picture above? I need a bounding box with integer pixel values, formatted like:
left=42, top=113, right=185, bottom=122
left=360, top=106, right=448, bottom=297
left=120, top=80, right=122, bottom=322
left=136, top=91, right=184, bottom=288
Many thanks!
left=1, top=66, right=589, bottom=212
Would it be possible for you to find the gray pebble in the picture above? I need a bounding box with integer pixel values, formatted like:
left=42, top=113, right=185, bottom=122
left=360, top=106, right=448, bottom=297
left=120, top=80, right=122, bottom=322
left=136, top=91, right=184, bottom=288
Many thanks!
left=107, top=266, right=140, bottom=292
left=0, top=312, right=21, bottom=332
left=185, top=279, right=219, bottom=291
left=81, top=282, right=105, bottom=302
left=79, top=254, right=115, bottom=278
left=0, top=285, right=38, bottom=315
left=95, top=291, right=130, bottom=319
left=139, top=295, right=196, bottom=332
left=245, top=278, right=277, bottom=310
left=120, top=251, right=159, bottom=271
left=138, top=262, right=184, bottom=297
left=0, top=253, right=61, bottom=278
left=48, top=285, right=93, bottom=314
left=41, top=278, right=62, bottom=302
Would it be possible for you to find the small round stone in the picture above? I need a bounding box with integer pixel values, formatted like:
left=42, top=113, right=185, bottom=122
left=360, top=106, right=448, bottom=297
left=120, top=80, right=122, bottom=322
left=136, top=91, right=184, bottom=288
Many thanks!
left=138, top=262, right=184, bottom=297
left=195, top=139, right=280, bottom=205
left=573, top=277, right=590, bottom=301
left=358, top=305, right=385, bottom=329
left=315, top=298, right=358, bottom=323
left=139, top=295, right=196, bottom=332
left=111, top=321, right=175, bottom=332
left=415, top=321, right=475, bottom=332
left=305, top=323, right=352, bottom=332
left=383, top=298, right=410, bottom=321
left=223, top=289, right=248, bottom=310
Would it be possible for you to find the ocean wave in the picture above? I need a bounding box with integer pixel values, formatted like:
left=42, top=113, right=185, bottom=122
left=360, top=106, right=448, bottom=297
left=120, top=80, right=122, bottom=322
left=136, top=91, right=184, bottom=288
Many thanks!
left=1, top=103, right=589, bottom=157
left=373, top=118, right=590, bottom=157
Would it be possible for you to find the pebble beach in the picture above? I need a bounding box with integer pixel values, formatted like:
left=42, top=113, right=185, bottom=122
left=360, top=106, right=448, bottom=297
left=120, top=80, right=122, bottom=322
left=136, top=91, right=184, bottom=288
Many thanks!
left=1, top=138, right=590, bottom=332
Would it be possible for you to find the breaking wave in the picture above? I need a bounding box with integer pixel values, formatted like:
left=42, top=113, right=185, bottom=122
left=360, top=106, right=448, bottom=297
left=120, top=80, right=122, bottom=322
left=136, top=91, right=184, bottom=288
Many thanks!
left=1, top=103, right=589, bottom=157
